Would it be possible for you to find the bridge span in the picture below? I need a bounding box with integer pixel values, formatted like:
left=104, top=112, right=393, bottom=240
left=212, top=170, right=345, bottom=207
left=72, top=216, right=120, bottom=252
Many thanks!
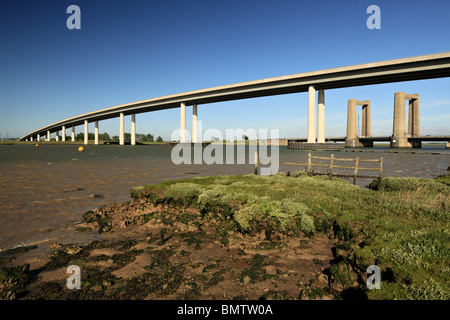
left=19, top=52, right=450, bottom=146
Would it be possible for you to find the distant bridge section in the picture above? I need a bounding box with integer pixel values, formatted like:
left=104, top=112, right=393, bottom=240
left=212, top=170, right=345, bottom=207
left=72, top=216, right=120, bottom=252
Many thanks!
left=19, top=52, right=450, bottom=146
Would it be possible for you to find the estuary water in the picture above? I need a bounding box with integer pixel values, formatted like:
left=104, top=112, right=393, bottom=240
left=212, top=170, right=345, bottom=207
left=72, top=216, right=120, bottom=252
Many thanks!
left=0, top=143, right=449, bottom=251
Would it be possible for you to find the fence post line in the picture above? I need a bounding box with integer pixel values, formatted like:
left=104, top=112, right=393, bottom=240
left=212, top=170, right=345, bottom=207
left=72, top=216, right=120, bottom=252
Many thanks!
left=329, top=154, right=334, bottom=180
left=353, top=157, right=359, bottom=185
left=307, top=153, right=312, bottom=176
left=254, top=151, right=259, bottom=175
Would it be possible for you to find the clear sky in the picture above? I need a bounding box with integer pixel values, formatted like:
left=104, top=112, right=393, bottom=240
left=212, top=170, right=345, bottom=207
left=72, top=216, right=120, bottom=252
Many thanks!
left=1, top=0, right=449, bottom=140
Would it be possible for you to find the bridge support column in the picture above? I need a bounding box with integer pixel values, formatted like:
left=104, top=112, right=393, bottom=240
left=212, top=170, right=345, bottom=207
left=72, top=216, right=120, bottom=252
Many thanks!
left=180, top=102, right=186, bottom=143
left=47, top=130, right=50, bottom=142
left=446, top=142, right=450, bottom=149
left=120, top=112, right=125, bottom=146
left=56, top=130, right=59, bottom=142
left=346, top=99, right=371, bottom=147
left=406, top=94, right=421, bottom=148
left=62, top=126, right=66, bottom=142
left=192, top=104, right=198, bottom=143
left=307, top=85, right=316, bottom=143
left=84, top=120, right=88, bottom=145
left=95, top=121, right=99, bottom=145
left=30, top=137, right=33, bottom=142
left=131, top=114, right=136, bottom=146
left=345, top=99, right=359, bottom=147
left=71, top=126, right=75, bottom=142
left=37, top=134, right=40, bottom=142
left=361, top=102, right=371, bottom=137
left=391, top=92, right=408, bottom=147
left=317, top=89, right=325, bottom=143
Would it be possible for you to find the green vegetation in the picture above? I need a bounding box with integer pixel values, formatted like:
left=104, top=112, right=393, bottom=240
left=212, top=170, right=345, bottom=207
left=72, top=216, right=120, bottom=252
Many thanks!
left=2, top=173, right=448, bottom=300
left=130, top=172, right=449, bottom=299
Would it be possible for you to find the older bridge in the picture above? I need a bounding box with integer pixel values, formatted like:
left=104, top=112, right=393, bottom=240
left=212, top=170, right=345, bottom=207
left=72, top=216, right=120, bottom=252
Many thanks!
left=19, top=52, right=450, bottom=147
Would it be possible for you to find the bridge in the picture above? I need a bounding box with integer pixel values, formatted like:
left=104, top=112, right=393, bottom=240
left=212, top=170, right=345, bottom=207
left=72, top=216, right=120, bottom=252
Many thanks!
left=18, top=52, right=450, bottom=146
left=288, top=136, right=450, bottom=149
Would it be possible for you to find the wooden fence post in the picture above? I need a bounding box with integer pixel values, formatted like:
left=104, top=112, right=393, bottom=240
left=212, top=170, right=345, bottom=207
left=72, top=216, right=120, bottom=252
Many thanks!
left=329, top=154, right=334, bottom=180
left=353, top=157, right=359, bottom=185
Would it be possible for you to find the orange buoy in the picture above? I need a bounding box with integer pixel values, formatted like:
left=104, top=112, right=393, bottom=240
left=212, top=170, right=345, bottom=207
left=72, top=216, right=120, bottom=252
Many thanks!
left=78, top=146, right=84, bottom=152
left=35, top=144, right=39, bottom=147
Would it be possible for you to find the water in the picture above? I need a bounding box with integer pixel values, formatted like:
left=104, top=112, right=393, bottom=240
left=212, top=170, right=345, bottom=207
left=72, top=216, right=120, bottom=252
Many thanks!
left=0, top=144, right=449, bottom=250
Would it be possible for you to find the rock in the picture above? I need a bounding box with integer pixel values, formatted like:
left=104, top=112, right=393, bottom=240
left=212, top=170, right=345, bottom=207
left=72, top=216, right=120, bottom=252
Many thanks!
left=49, top=242, right=62, bottom=249
left=316, top=274, right=328, bottom=283
left=63, top=244, right=82, bottom=255
left=242, top=275, right=251, bottom=285
left=265, top=265, right=277, bottom=275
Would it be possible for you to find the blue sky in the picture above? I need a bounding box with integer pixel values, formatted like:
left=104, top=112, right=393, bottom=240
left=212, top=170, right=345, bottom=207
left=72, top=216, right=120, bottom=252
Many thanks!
left=1, top=0, right=449, bottom=140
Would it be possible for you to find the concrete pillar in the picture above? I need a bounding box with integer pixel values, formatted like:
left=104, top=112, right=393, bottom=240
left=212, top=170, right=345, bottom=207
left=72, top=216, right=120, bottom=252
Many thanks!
left=30, top=137, right=33, bottom=142
left=180, top=102, right=186, bottom=143
left=47, top=130, right=50, bottom=141
left=346, top=99, right=357, bottom=147
left=365, top=102, right=371, bottom=137
left=120, top=112, right=125, bottom=146
left=131, top=114, right=136, bottom=146
left=95, top=121, right=99, bottom=145
left=408, top=100, right=413, bottom=136
left=37, top=134, right=40, bottom=142
left=84, top=120, right=88, bottom=145
left=317, top=89, right=325, bottom=143
left=360, top=102, right=371, bottom=137
left=62, top=126, right=66, bottom=142
left=393, top=92, right=406, bottom=137
left=307, top=85, right=316, bottom=143
left=391, top=92, right=409, bottom=148
left=409, top=95, right=420, bottom=136
left=71, top=126, right=75, bottom=142
left=56, top=130, right=59, bottom=142
left=192, top=104, right=198, bottom=143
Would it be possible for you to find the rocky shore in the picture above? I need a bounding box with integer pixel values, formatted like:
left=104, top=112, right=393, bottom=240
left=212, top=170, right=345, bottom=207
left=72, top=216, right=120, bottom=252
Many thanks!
left=1, top=173, right=449, bottom=300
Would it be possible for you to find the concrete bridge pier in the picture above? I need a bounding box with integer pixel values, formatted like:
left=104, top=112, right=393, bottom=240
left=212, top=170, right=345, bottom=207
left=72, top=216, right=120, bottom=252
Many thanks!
left=37, top=134, right=40, bottom=142
left=62, top=126, right=66, bottom=142
left=95, top=121, right=99, bottom=145
left=391, top=92, right=421, bottom=148
left=180, top=102, right=186, bottom=143
left=56, top=130, right=59, bottom=142
left=71, top=126, right=75, bottom=142
left=317, top=89, right=325, bottom=143
left=307, top=86, right=316, bottom=143
left=131, top=114, right=136, bottom=146
left=47, top=130, right=50, bottom=142
left=345, top=99, right=371, bottom=147
left=84, top=120, right=88, bottom=145
left=120, top=112, right=125, bottom=146
left=192, top=104, right=198, bottom=143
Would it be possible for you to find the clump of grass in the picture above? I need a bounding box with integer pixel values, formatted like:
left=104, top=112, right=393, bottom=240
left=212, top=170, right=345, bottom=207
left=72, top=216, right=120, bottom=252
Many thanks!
left=164, top=182, right=203, bottom=207
left=233, top=197, right=314, bottom=237
left=197, top=185, right=227, bottom=212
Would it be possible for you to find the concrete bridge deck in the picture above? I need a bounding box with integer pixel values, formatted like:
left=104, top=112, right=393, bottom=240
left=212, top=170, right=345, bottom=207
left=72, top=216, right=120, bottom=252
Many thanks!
left=18, top=52, right=450, bottom=145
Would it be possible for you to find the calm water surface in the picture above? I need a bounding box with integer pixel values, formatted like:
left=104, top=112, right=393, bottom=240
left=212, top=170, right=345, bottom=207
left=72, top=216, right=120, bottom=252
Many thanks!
left=0, top=144, right=449, bottom=250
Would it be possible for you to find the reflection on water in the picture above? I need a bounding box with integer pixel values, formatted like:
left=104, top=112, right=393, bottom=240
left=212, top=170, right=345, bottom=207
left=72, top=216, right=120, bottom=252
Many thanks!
left=0, top=144, right=449, bottom=250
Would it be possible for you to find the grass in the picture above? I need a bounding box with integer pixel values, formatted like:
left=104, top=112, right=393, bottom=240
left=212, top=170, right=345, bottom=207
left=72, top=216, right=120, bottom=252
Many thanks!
left=2, top=172, right=448, bottom=300
left=130, top=172, right=449, bottom=300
